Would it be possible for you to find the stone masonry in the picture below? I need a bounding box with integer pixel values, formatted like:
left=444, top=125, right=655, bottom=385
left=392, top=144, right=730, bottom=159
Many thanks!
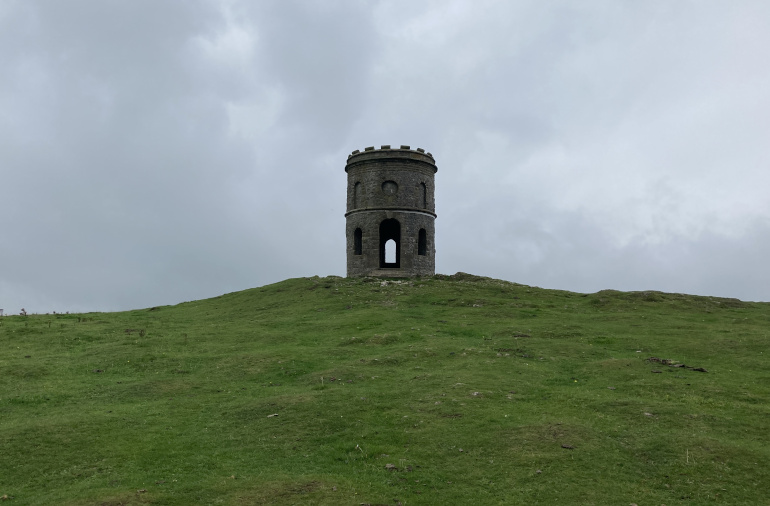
left=345, top=145, right=437, bottom=277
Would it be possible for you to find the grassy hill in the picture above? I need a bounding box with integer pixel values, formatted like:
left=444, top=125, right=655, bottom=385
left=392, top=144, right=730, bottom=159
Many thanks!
left=1, top=273, right=768, bottom=505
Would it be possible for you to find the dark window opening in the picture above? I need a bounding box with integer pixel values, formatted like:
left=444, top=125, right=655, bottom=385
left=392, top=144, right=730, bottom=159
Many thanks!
left=418, top=228, right=427, bottom=256
left=420, top=182, right=427, bottom=208
left=354, top=228, right=362, bottom=255
left=379, top=218, right=401, bottom=268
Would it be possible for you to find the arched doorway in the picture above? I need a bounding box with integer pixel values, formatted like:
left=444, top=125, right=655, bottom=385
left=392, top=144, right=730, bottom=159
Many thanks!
left=379, top=219, right=401, bottom=268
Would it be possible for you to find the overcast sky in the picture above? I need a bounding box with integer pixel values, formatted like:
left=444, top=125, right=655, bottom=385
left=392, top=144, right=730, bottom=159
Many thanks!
left=2, top=0, right=770, bottom=313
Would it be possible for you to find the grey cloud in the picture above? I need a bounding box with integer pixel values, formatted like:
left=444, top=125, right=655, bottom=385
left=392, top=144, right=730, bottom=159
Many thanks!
left=2, top=1, right=769, bottom=313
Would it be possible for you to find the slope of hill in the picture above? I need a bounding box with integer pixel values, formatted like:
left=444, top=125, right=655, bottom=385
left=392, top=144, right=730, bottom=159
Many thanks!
left=1, top=274, right=768, bottom=505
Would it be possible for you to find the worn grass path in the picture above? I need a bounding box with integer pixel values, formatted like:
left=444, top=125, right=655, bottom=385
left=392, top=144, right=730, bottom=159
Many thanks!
left=1, top=273, right=768, bottom=505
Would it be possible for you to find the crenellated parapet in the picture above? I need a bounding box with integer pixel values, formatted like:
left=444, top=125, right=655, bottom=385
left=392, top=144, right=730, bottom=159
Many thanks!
left=346, top=145, right=436, bottom=167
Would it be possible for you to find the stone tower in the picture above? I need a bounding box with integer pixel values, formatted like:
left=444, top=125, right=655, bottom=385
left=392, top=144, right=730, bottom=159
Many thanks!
left=345, top=145, right=437, bottom=277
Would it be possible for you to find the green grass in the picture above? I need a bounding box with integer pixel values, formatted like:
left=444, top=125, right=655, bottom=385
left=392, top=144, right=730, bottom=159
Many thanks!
left=1, top=273, right=768, bottom=505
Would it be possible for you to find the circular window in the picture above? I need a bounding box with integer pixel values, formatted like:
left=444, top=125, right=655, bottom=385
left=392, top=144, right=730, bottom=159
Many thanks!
left=381, top=180, right=398, bottom=195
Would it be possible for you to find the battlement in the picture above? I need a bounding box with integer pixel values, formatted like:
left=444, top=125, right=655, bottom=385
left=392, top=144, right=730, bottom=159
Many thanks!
left=346, top=145, right=437, bottom=172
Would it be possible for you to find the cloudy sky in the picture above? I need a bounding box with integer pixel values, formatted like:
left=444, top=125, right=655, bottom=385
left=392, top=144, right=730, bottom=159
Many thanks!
left=2, top=0, right=769, bottom=313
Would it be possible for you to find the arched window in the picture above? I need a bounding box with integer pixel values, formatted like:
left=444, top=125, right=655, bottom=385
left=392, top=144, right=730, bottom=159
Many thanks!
left=379, top=219, right=401, bottom=268
left=354, top=228, right=362, bottom=255
left=418, top=229, right=427, bottom=256
left=354, top=182, right=362, bottom=208
left=420, top=182, right=427, bottom=208
left=385, top=239, right=396, bottom=263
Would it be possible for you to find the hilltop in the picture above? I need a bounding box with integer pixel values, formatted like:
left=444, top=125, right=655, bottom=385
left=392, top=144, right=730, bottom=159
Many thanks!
left=1, top=274, right=768, bottom=504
